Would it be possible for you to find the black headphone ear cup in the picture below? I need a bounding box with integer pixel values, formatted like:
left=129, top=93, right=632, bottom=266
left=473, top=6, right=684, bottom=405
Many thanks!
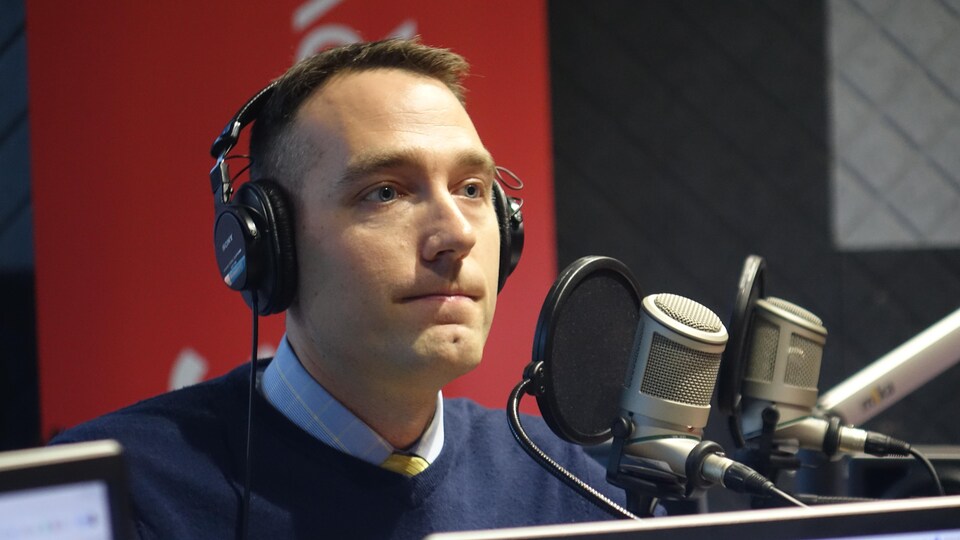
left=234, top=180, right=298, bottom=315
left=493, top=181, right=524, bottom=292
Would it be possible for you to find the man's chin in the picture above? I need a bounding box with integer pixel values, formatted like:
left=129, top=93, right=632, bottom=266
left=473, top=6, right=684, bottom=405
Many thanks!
left=409, top=327, right=485, bottom=374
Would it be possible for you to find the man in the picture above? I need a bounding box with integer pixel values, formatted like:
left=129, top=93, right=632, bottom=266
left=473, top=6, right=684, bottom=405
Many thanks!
left=53, top=39, right=626, bottom=539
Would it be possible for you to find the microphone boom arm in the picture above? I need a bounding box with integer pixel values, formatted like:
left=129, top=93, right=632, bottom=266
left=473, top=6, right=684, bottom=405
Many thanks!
left=818, top=306, right=960, bottom=425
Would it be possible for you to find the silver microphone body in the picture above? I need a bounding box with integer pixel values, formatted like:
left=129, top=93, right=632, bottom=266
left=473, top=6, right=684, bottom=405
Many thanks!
left=619, top=293, right=728, bottom=478
left=742, top=297, right=828, bottom=439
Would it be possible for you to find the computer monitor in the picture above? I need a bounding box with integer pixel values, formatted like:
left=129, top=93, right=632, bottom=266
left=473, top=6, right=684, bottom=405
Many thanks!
left=0, top=440, right=135, bottom=540
left=425, top=495, right=960, bottom=540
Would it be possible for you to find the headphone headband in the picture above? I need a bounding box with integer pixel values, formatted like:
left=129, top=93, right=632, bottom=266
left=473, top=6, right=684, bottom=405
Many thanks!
left=209, top=82, right=280, bottom=205
left=211, top=82, right=279, bottom=159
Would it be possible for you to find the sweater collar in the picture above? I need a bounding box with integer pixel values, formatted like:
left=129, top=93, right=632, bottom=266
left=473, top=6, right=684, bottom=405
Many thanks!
left=261, top=336, right=445, bottom=466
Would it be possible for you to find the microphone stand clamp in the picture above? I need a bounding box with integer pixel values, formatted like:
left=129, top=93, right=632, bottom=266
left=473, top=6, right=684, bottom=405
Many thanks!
left=605, top=415, right=690, bottom=516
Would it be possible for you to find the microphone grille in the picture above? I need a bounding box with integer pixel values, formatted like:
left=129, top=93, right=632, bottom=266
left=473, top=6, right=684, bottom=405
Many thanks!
left=745, top=297, right=826, bottom=401
left=653, top=293, right=723, bottom=333
left=766, top=297, right=822, bottom=326
left=785, top=334, right=822, bottom=388
left=746, top=318, right=779, bottom=382
left=641, top=333, right=722, bottom=407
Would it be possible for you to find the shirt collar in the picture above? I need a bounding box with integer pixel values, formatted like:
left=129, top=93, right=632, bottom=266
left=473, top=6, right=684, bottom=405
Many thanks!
left=261, top=336, right=444, bottom=465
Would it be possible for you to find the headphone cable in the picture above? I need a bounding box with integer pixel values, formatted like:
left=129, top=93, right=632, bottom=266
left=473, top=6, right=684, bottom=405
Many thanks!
left=240, top=297, right=258, bottom=540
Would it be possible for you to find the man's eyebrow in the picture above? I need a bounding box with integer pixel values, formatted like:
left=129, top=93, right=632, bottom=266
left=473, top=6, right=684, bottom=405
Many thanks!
left=338, top=149, right=496, bottom=187
left=455, top=150, right=497, bottom=174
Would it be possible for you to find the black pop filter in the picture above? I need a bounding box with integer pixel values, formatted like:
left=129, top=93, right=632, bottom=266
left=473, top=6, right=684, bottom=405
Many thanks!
left=717, top=254, right=766, bottom=446
left=529, top=256, right=642, bottom=446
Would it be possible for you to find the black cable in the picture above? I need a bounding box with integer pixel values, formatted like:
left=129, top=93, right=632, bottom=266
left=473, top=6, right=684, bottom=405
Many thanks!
left=769, top=486, right=808, bottom=508
left=240, top=297, right=259, bottom=540
left=909, top=447, right=945, bottom=496
left=507, top=379, right=639, bottom=520
left=794, top=494, right=877, bottom=505
left=714, top=458, right=807, bottom=507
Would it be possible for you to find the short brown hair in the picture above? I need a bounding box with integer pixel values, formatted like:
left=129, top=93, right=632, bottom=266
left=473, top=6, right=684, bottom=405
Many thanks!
left=248, top=38, right=470, bottom=189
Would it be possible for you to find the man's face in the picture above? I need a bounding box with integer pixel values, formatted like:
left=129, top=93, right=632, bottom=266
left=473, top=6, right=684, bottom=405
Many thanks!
left=287, top=68, right=500, bottom=391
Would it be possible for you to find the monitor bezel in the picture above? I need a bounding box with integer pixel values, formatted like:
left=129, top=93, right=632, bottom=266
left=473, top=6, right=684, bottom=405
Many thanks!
left=425, top=495, right=960, bottom=540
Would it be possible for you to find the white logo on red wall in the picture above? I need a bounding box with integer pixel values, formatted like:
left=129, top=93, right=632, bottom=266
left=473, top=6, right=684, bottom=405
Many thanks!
left=293, top=0, right=416, bottom=61
left=169, top=344, right=279, bottom=390
left=169, top=348, right=208, bottom=390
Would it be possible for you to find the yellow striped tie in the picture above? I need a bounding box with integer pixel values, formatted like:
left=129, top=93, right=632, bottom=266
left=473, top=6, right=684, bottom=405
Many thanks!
left=381, top=453, right=429, bottom=476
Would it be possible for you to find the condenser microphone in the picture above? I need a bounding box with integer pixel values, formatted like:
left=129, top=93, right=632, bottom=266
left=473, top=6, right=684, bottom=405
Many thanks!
left=619, top=293, right=727, bottom=469
left=612, top=294, right=777, bottom=501
left=741, top=297, right=827, bottom=437
left=740, top=297, right=909, bottom=457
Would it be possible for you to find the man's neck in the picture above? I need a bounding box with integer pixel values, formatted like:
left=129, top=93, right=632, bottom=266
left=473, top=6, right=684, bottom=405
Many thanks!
left=286, top=329, right=441, bottom=450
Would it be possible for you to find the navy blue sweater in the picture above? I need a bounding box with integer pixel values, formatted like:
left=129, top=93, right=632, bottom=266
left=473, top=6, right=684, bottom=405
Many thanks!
left=52, top=362, right=627, bottom=539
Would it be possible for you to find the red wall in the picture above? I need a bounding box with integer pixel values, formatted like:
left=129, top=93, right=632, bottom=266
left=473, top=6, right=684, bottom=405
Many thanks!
left=27, top=0, right=556, bottom=436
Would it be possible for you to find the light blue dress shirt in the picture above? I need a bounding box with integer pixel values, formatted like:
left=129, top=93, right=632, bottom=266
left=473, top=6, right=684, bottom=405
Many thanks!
left=261, top=336, right=444, bottom=466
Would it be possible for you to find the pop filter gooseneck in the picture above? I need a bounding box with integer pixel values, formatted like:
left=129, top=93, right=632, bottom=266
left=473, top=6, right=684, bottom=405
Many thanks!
left=508, top=255, right=643, bottom=520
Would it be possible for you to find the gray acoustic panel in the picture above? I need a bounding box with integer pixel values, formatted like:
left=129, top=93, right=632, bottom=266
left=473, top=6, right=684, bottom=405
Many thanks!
left=830, top=0, right=960, bottom=249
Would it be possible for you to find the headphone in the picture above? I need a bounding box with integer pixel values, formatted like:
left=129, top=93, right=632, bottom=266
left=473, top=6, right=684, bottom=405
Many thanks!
left=209, top=81, right=525, bottom=315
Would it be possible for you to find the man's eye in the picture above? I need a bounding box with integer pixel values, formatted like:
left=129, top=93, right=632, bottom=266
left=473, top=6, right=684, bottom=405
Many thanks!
left=462, top=183, right=483, bottom=199
left=366, top=185, right=398, bottom=202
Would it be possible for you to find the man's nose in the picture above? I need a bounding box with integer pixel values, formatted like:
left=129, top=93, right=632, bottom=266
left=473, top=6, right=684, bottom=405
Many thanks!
left=420, top=191, right=478, bottom=263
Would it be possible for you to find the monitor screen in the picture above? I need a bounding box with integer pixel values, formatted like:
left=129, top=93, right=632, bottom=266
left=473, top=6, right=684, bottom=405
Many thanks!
left=0, top=440, right=134, bottom=540
left=0, top=480, right=113, bottom=539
